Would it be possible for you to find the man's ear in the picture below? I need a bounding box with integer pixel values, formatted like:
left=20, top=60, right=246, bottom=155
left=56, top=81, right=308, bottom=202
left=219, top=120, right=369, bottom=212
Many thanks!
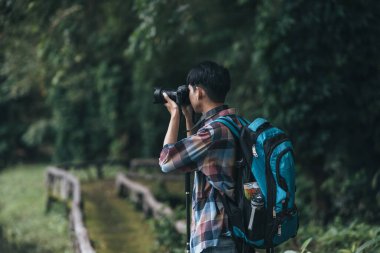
left=197, top=86, right=206, bottom=100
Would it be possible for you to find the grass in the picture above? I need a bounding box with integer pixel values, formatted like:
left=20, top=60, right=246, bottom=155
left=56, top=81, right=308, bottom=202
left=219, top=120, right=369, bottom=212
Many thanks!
left=82, top=179, right=156, bottom=253
left=0, top=164, right=166, bottom=253
left=0, top=164, right=73, bottom=253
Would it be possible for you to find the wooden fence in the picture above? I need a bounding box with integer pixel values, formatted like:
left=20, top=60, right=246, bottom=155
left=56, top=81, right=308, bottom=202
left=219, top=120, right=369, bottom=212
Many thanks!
left=45, top=161, right=186, bottom=253
left=129, top=158, right=160, bottom=170
left=45, top=166, right=95, bottom=253
left=56, top=158, right=181, bottom=181
left=128, top=158, right=182, bottom=180
left=115, top=173, right=186, bottom=234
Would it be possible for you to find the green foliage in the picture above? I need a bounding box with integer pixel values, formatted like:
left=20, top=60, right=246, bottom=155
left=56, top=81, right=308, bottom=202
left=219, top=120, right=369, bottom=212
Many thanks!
left=1, top=0, right=138, bottom=164
left=249, top=0, right=380, bottom=222
left=0, top=0, right=51, bottom=165
left=300, top=238, right=313, bottom=253
left=1, top=0, right=380, bottom=227
left=22, top=119, right=53, bottom=147
left=39, top=1, right=138, bottom=162
left=0, top=164, right=73, bottom=253
left=152, top=216, right=185, bottom=253
left=150, top=178, right=184, bottom=210
left=150, top=209, right=380, bottom=253
left=281, top=220, right=380, bottom=253
left=125, top=0, right=254, bottom=155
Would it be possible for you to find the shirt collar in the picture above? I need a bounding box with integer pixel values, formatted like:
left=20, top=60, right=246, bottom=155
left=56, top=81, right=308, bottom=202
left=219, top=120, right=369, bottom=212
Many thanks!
left=205, top=106, right=237, bottom=124
left=202, top=104, right=229, bottom=121
left=190, top=105, right=237, bottom=133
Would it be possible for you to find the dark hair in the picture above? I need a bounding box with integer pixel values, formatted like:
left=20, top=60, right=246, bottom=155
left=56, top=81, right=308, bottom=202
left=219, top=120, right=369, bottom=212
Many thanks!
left=186, top=61, right=231, bottom=103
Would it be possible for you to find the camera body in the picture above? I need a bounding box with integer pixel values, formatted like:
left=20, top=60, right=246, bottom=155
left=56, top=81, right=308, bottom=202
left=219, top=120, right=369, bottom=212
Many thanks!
left=153, top=85, right=190, bottom=106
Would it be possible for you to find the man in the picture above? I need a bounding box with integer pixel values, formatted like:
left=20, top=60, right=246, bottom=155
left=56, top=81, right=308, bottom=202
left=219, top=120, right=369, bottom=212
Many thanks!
left=159, top=61, right=244, bottom=253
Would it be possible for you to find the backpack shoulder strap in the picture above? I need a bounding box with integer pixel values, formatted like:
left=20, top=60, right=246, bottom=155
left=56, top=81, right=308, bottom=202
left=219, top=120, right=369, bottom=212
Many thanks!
left=214, top=116, right=240, bottom=139
left=237, top=116, right=250, bottom=126
left=213, top=116, right=254, bottom=253
left=214, top=115, right=249, bottom=139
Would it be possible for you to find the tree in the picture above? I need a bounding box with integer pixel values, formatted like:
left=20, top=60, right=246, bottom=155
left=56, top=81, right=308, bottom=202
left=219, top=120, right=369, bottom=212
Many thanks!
left=250, top=0, right=380, bottom=222
left=39, top=1, right=138, bottom=162
left=0, top=0, right=51, bottom=166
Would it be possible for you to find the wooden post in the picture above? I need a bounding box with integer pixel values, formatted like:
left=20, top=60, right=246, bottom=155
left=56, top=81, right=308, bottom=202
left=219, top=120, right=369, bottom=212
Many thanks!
left=45, top=166, right=95, bottom=253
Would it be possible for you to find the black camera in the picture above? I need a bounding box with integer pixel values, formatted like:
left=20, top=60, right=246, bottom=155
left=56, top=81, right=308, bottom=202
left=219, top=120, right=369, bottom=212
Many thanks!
left=153, top=85, right=190, bottom=106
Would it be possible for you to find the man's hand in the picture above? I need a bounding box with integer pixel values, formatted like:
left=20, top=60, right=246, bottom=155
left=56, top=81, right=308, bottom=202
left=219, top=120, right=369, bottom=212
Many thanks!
left=163, top=93, right=180, bottom=118
left=181, top=105, right=193, bottom=122
left=162, top=92, right=194, bottom=139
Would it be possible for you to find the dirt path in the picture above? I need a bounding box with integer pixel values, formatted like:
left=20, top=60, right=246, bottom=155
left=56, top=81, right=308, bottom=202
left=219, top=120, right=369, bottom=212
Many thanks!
left=82, top=180, right=156, bottom=253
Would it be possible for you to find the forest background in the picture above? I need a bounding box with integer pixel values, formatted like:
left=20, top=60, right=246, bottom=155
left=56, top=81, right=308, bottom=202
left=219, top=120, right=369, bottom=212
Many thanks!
left=1, top=0, right=380, bottom=252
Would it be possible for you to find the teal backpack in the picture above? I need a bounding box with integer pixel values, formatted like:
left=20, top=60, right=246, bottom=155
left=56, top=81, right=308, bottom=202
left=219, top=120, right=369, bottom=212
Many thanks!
left=214, top=116, right=299, bottom=253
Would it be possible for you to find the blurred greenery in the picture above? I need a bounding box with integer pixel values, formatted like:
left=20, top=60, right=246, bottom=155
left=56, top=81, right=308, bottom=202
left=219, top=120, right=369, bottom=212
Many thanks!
left=1, top=0, right=380, bottom=251
left=0, top=164, right=73, bottom=253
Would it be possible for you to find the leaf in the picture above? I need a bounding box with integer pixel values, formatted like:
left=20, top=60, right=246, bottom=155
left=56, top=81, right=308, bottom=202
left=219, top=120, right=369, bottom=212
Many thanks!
left=338, top=250, right=353, bottom=253
left=300, top=238, right=313, bottom=253
left=355, top=236, right=380, bottom=253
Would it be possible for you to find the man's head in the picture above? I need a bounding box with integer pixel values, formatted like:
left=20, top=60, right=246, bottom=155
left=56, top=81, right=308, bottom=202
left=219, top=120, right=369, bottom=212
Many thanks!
left=186, top=61, right=231, bottom=112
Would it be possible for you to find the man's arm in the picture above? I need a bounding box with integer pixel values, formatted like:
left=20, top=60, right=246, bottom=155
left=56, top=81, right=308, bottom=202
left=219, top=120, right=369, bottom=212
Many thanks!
left=163, top=111, right=180, bottom=146
left=159, top=126, right=212, bottom=173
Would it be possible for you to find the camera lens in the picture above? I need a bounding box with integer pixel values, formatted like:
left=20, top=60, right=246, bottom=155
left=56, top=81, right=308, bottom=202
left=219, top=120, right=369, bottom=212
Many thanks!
left=153, top=88, right=164, bottom=104
left=153, top=87, right=177, bottom=104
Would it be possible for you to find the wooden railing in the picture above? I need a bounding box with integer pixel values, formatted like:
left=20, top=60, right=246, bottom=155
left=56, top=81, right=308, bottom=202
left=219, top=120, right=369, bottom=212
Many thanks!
left=128, top=158, right=182, bottom=180
left=45, top=166, right=95, bottom=253
left=129, top=158, right=160, bottom=170
left=126, top=170, right=182, bottom=181
left=115, top=173, right=186, bottom=234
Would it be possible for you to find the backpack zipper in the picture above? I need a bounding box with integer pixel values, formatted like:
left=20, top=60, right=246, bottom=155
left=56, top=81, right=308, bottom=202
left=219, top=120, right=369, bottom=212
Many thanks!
left=263, top=133, right=289, bottom=245
left=275, top=147, right=292, bottom=193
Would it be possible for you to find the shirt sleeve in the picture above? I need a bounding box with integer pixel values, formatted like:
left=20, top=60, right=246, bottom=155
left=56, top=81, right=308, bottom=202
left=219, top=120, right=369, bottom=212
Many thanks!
left=159, top=126, right=213, bottom=173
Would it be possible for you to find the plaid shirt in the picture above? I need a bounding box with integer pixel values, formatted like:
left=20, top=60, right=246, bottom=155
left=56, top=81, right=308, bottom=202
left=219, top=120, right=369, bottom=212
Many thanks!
left=159, top=106, right=242, bottom=253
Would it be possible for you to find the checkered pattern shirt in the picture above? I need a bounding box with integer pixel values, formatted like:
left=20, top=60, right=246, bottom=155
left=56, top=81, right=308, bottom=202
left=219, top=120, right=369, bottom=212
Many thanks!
left=159, top=106, right=242, bottom=253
